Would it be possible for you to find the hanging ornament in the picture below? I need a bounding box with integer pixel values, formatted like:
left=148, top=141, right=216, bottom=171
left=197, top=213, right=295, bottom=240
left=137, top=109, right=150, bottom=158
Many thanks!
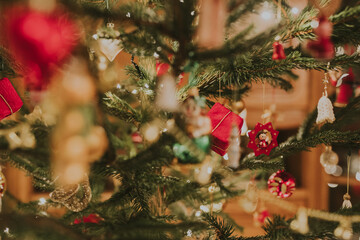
left=181, top=88, right=212, bottom=139
left=272, top=42, right=286, bottom=60
left=95, top=23, right=122, bottom=62
left=307, top=16, right=334, bottom=59
left=172, top=89, right=211, bottom=163
left=50, top=177, right=92, bottom=212
left=334, top=220, right=353, bottom=240
left=197, top=0, right=226, bottom=49
left=320, top=146, right=338, bottom=168
left=330, top=68, right=354, bottom=107
left=247, top=122, right=279, bottom=156
left=290, top=208, right=309, bottom=234
left=4, top=6, right=79, bottom=89
left=225, top=125, right=241, bottom=169
left=0, top=78, right=23, bottom=120
left=342, top=153, right=352, bottom=209
left=230, top=100, right=248, bottom=135
left=268, top=170, right=295, bottom=198
left=253, top=209, right=270, bottom=227
left=316, top=70, right=335, bottom=125
left=239, top=181, right=258, bottom=213
left=208, top=103, right=243, bottom=156
left=155, top=73, right=179, bottom=111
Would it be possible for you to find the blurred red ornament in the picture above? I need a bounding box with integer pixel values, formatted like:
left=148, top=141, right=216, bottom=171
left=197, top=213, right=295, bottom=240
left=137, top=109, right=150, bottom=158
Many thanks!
left=272, top=42, right=286, bottom=60
left=307, top=16, right=334, bottom=59
left=268, top=170, right=295, bottom=198
left=0, top=78, right=23, bottom=120
left=247, top=122, right=278, bottom=156
left=0, top=171, right=6, bottom=197
left=131, top=132, right=143, bottom=144
left=74, top=214, right=102, bottom=224
left=156, top=61, right=170, bottom=77
left=253, top=209, right=270, bottom=225
left=3, top=7, right=79, bottom=90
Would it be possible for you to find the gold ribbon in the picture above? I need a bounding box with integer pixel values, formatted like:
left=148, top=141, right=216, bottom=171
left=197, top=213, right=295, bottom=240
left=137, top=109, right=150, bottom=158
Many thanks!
left=0, top=94, right=13, bottom=114
left=211, top=111, right=231, bottom=133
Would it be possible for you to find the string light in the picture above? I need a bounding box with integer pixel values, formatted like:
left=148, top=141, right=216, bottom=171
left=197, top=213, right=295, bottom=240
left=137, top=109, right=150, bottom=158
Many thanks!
left=38, top=197, right=47, bottom=205
left=291, top=7, right=299, bottom=15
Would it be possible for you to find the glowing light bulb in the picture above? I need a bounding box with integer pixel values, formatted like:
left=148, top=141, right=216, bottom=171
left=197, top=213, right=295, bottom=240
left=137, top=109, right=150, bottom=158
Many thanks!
left=291, top=7, right=299, bottom=14
left=311, top=19, right=319, bottom=28
left=328, top=183, right=338, bottom=188
left=38, top=197, right=46, bottom=205
left=260, top=11, right=273, bottom=20
left=356, top=172, right=360, bottom=181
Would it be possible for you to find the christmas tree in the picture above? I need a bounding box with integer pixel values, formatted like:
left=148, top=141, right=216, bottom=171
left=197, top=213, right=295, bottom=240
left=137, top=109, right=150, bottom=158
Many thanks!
left=1, top=0, right=360, bottom=239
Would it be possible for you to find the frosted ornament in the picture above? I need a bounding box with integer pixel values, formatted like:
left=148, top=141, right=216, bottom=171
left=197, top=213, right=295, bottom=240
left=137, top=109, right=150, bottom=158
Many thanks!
left=316, top=95, right=335, bottom=124
left=320, top=146, right=338, bottom=167
left=316, top=72, right=335, bottom=124
left=97, top=23, right=122, bottom=62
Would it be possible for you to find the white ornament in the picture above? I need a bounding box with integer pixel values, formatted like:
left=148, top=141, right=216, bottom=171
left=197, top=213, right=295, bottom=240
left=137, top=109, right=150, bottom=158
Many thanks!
left=316, top=95, right=335, bottom=124
left=99, top=38, right=123, bottom=62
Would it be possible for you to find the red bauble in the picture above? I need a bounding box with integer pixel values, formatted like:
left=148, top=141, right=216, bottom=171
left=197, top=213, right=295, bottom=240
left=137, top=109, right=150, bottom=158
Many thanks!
left=207, top=103, right=243, bottom=156
left=74, top=214, right=102, bottom=224
left=3, top=7, right=79, bottom=90
left=267, top=170, right=295, bottom=198
left=0, top=78, right=23, bottom=120
left=253, top=209, right=270, bottom=225
left=272, top=42, right=286, bottom=60
left=247, top=122, right=278, bottom=156
left=131, top=132, right=143, bottom=144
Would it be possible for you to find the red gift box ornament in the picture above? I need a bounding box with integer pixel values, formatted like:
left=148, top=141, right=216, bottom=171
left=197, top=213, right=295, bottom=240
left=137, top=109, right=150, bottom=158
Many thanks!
left=272, top=42, right=286, bottom=60
left=247, top=122, right=279, bottom=156
left=207, top=103, right=243, bottom=156
left=0, top=78, right=23, bottom=120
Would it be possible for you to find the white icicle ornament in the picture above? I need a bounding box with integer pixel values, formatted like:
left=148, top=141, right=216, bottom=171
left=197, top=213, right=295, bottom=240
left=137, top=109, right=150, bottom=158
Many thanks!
left=316, top=95, right=335, bottom=124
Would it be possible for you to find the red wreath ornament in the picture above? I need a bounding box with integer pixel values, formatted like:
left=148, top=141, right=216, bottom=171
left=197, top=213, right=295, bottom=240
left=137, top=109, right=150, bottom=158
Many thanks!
left=247, top=122, right=279, bottom=156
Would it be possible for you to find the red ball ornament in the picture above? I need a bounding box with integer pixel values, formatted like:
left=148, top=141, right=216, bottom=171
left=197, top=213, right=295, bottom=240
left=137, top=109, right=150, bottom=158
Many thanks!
left=3, top=6, right=80, bottom=90
left=272, top=42, right=286, bottom=60
left=247, top=122, right=278, bottom=156
left=131, top=132, right=143, bottom=144
left=253, top=209, right=270, bottom=225
left=0, top=78, right=23, bottom=120
left=267, top=170, right=295, bottom=198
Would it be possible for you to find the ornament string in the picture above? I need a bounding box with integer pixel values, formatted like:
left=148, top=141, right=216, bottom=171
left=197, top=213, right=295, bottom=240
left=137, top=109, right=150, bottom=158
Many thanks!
left=346, top=152, right=350, bottom=196
left=262, top=83, right=265, bottom=124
